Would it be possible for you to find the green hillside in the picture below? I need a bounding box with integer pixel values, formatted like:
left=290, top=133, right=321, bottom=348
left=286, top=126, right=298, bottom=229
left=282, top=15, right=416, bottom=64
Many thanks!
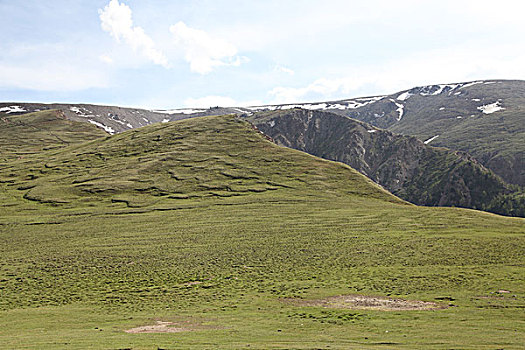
left=0, top=114, right=524, bottom=349
left=0, top=109, right=107, bottom=161
left=0, top=113, right=398, bottom=209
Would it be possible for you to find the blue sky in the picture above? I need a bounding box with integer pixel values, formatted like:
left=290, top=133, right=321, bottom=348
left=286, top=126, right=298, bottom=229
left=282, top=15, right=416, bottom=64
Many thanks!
left=1, top=0, right=524, bottom=108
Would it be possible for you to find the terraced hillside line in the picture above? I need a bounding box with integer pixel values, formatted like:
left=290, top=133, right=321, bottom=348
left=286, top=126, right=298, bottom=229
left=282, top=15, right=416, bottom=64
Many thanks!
left=0, top=114, right=402, bottom=211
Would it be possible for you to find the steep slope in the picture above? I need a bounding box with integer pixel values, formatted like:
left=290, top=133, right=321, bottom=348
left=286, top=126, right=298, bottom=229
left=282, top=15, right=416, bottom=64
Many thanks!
left=247, top=109, right=524, bottom=217
left=233, top=80, right=524, bottom=187
left=386, top=81, right=525, bottom=187
left=1, top=114, right=524, bottom=348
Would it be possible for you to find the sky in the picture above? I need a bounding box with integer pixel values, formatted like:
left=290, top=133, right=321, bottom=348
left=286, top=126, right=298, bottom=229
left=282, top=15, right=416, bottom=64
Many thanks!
left=1, top=0, right=525, bottom=109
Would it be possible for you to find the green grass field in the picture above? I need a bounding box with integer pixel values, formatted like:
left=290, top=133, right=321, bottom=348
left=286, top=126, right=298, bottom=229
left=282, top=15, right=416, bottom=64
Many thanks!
left=0, top=113, right=524, bottom=349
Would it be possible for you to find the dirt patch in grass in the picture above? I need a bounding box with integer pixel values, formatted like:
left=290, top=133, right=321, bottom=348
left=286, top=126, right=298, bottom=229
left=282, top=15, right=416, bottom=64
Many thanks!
left=283, top=294, right=447, bottom=311
left=125, top=318, right=221, bottom=334
left=125, top=321, right=188, bottom=334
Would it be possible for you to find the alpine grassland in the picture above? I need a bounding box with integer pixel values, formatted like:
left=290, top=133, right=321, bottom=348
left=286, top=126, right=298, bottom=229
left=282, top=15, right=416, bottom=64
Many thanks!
left=0, top=112, right=524, bottom=349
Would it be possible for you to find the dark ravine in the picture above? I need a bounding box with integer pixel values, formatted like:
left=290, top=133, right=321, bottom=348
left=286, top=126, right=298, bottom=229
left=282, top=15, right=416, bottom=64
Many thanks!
left=236, top=80, right=524, bottom=187
left=246, top=109, right=524, bottom=217
left=338, top=80, right=525, bottom=188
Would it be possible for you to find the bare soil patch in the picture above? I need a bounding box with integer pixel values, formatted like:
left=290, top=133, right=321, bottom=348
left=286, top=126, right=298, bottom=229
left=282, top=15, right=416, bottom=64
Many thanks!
left=125, top=318, right=221, bottom=334
left=283, top=294, right=447, bottom=311
left=125, top=321, right=190, bottom=334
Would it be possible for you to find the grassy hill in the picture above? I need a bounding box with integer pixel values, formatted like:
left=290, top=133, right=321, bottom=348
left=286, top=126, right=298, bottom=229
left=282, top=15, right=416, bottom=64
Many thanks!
left=0, top=112, right=398, bottom=209
left=0, top=109, right=107, bottom=161
left=0, top=113, right=524, bottom=349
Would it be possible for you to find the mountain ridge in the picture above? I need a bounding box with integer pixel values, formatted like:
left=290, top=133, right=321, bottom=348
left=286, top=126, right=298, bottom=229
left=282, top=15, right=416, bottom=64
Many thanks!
left=2, top=79, right=523, bottom=215
left=247, top=109, right=524, bottom=216
left=4, top=80, right=522, bottom=186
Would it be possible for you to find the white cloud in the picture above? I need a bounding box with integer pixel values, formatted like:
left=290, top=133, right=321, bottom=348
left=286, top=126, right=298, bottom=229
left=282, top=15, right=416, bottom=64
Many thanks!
left=269, top=43, right=525, bottom=104
left=269, top=78, right=358, bottom=104
left=170, top=21, right=248, bottom=74
left=184, top=95, right=261, bottom=108
left=99, top=0, right=168, bottom=67
left=0, top=63, right=109, bottom=91
left=99, top=54, right=113, bottom=64
left=273, top=65, right=294, bottom=75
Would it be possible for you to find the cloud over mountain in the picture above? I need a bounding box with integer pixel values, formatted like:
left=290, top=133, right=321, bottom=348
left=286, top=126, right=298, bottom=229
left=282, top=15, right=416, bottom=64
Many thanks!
left=99, top=0, right=168, bottom=67
left=170, top=21, right=248, bottom=74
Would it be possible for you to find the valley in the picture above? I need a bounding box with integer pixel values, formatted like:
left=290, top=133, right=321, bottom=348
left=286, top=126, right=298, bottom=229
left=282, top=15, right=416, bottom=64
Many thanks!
left=0, top=112, right=523, bottom=348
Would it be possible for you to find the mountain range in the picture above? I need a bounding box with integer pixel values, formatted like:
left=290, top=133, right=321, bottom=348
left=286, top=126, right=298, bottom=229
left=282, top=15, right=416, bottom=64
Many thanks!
left=247, top=109, right=523, bottom=216
left=1, top=79, right=523, bottom=216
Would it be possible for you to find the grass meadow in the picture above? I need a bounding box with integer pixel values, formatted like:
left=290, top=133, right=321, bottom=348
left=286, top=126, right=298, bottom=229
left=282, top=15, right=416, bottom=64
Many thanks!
left=0, top=113, right=523, bottom=349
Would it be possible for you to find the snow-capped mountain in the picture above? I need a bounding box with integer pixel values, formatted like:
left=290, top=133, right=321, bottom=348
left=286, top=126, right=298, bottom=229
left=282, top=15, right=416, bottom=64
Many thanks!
left=2, top=80, right=523, bottom=187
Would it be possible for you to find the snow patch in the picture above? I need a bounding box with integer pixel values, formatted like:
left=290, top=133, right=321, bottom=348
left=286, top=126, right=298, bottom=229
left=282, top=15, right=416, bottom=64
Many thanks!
left=304, top=103, right=328, bottom=110
left=142, top=117, right=149, bottom=122
left=367, top=129, right=377, bottom=133
left=269, top=120, right=275, bottom=127
left=126, top=123, right=133, bottom=128
left=424, top=135, right=439, bottom=144
left=162, top=118, right=170, bottom=123
left=471, top=98, right=481, bottom=102
left=390, top=99, right=404, bottom=121
left=112, top=118, right=126, bottom=125
left=439, top=107, right=445, bottom=110
left=329, top=103, right=348, bottom=110
left=477, top=101, right=505, bottom=114
left=418, top=84, right=458, bottom=96
left=88, top=120, right=115, bottom=134
left=245, top=96, right=385, bottom=112
left=343, top=96, right=385, bottom=109
left=246, top=105, right=278, bottom=111
left=69, top=106, right=93, bottom=117
left=0, top=105, right=26, bottom=114
left=153, top=108, right=206, bottom=115
left=397, top=91, right=412, bottom=101
left=417, top=81, right=484, bottom=97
